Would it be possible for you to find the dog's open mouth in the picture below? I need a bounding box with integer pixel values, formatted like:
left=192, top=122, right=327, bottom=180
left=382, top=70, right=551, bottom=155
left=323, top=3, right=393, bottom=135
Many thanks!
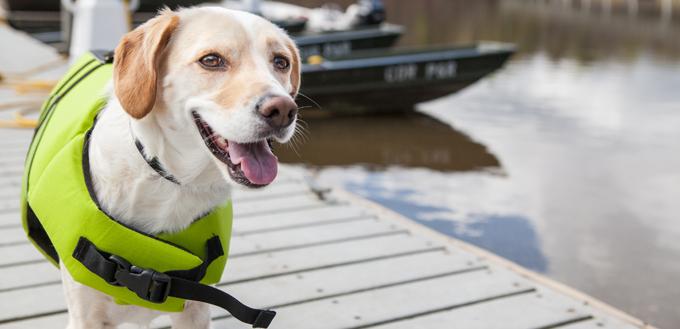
left=192, top=112, right=277, bottom=188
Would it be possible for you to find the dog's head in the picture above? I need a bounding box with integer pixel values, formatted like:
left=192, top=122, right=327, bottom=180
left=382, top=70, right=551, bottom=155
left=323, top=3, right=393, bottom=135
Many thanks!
left=113, top=7, right=300, bottom=188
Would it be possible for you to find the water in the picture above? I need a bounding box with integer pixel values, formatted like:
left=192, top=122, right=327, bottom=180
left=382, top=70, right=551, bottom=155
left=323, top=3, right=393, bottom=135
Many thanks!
left=279, top=0, right=680, bottom=327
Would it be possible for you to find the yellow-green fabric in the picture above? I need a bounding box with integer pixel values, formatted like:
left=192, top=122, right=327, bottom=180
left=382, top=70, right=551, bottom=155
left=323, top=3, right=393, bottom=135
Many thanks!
left=20, top=52, right=233, bottom=313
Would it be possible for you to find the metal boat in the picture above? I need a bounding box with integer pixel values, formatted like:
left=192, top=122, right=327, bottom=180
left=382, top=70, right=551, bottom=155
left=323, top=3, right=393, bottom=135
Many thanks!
left=294, top=23, right=403, bottom=61
left=299, top=42, right=516, bottom=111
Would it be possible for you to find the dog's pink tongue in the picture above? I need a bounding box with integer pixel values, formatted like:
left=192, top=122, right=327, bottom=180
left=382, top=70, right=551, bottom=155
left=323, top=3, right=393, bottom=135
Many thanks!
left=227, top=140, right=278, bottom=185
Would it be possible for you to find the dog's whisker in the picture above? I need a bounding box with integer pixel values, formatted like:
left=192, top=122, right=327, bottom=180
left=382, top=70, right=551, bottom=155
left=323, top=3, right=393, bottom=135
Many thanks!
left=290, top=144, right=302, bottom=157
left=296, top=125, right=310, bottom=136
left=295, top=119, right=309, bottom=133
left=292, top=125, right=306, bottom=139
left=284, top=137, right=302, bottom=157
left=294, top=126, right=310, bottom=142
left=294, top=132, right=308, bottom=145
left=296, top=118, right=310, bottom=130
left=289, top=131, right=307, bottom=153
left=297, top=93, right=322, bottom=111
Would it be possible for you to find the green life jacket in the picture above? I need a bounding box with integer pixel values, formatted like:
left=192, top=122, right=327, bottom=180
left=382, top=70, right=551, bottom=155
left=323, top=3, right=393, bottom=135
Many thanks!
left=20, top=51, right=274, bottom=327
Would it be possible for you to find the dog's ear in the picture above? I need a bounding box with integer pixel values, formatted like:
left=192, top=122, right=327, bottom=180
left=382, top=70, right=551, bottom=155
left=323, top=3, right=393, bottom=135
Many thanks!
left=285, top=39, right=301, bottom=99
left=113, top=9, right=179, bottom=120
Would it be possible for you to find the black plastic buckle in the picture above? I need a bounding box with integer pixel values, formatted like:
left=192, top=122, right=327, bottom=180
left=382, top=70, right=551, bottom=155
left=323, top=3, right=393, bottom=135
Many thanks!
left=109, top=255, right=172, bottom=304
left=252, top=309, right=276, bottom=328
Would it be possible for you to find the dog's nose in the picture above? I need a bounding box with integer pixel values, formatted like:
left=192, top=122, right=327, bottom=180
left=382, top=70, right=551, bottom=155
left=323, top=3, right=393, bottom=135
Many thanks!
left=259, top=96, right=298, bottom=128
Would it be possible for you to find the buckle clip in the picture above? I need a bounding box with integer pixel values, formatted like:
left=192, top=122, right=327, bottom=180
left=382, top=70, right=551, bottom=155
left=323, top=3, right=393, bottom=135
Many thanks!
left=109, top=255, right=172, bottom=304
left=252, top=309, right=276, bottom=328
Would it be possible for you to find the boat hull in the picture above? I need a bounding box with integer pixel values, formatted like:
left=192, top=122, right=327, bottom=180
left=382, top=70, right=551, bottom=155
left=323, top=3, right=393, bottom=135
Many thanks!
left=299, top=42, right=515, bottom=111
left=294, top=24, right=404, bottom=60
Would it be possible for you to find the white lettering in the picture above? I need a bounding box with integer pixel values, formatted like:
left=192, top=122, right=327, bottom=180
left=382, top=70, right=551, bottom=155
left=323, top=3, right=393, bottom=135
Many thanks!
left=384, top=64, right=418, bottom=83
left=322, top=41, right=352, bottom=57
left=425, top=61, right=457, bottom=80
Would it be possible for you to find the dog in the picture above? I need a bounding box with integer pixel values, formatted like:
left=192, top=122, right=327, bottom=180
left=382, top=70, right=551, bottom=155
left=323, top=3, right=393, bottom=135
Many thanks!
left=61, top=7, right=300, bottom=328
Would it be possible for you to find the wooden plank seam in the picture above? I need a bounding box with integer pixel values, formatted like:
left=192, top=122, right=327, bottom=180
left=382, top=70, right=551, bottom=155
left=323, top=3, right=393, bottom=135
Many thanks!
left=233, top=215, right=376, bottom=236
left=229, top=230, right=411, bottom=258
left=235, top=201, right=351, bottom=218
left=217, top=247, right=446, bottom=286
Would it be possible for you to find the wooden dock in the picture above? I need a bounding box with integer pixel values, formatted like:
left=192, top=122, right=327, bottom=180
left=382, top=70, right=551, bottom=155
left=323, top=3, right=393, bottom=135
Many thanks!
left=0, top=130, right=655, bottom=329
left=0, top=22, right=656, bottom=329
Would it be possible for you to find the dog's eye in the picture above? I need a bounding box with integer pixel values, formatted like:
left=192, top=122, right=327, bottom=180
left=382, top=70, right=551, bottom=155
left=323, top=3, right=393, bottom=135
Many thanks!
left=274, top=56, right=290, bottom=70
left=199, top=54, right=223, bottom=68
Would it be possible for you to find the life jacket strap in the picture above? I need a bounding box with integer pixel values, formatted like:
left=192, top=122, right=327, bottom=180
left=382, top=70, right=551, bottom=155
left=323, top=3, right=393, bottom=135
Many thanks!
left=72, top=237, right=275, bottom=328
left=169, top=276, right=276, bottom=328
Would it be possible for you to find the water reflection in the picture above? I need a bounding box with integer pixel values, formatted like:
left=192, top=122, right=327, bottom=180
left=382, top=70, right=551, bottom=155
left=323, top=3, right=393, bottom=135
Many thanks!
left=282, top=0, right=680, bottom=327
left=276, top=112, right=500, bottom=171
left=343, top=171, right=550, bottom=272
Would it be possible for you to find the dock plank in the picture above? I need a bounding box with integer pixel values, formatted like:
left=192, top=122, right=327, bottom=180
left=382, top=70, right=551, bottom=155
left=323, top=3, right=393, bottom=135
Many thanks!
left=231, top=183, right=313, bottom=202
left=0, top=199, right=20, bottom=212
left=561, top=319, right=641, bottom=329
left=0, top=177, right=22, bottom=189
left=0, top=284, right=67, bottom=324
left=0, top=186, right=21, bottom=199
left=0, top=261, right=60, bottom=292
left=0, top=188, right=20, bottom=201
left=0, top=157, right=26, bottom=168
left=0, top=243, right=46, bottom=268
left=220, top=233, right=441, bottom=284
left=0, top=212, right=20, bottom=228
left=0, top=314, right=69, bottom=329
left=229, top=217, right=401, bottom=256
left=212, top=269, right=534, bottom=329
left=371, top=284, right=594, bottom=329
left=0, top=149, right=29, bottom=158
left=0, top=163, right=23, bottom=171
left=232, top=205, right=367, bottom=234
left=232, top=193, right=328, bottom=217
left=0, top=227, right=28, bottom=246
left=0, top=139, right=31, bottom=146
left=215, top=250, right=483, bottom=312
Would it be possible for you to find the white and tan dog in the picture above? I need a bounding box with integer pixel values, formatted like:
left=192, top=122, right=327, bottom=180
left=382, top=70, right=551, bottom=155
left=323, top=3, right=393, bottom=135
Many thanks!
left=62, top=7, right=300, bottom=329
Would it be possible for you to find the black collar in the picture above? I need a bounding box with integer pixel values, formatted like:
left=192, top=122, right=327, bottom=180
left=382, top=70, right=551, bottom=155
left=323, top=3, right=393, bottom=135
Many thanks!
left=133, top=137, right=182, bottom=185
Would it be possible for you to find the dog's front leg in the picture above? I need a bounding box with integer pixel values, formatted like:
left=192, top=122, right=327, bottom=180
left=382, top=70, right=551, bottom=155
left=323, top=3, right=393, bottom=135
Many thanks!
left=169, top=300, right=211, bottom=329
left=61, top=266, right=119, bottom=329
